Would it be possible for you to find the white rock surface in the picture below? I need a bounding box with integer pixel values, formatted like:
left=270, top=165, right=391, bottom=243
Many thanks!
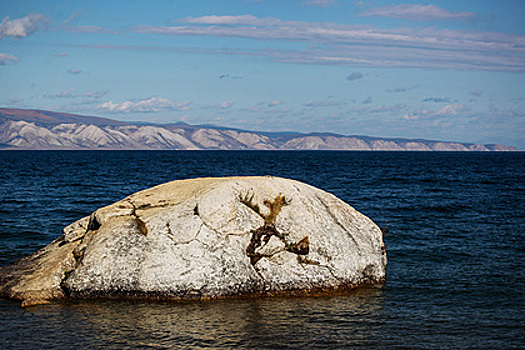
left=0, top=176, right=387, bottom=305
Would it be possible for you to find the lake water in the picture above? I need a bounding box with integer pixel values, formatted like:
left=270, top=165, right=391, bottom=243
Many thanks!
left=0, top=151, right=523, bottom=349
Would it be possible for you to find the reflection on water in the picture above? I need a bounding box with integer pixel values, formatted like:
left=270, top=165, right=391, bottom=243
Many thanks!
left=1, top=286, right=385, bottom=349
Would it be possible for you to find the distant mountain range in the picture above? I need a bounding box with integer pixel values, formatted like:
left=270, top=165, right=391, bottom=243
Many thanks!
left=0, top=108, right=517, bottom=151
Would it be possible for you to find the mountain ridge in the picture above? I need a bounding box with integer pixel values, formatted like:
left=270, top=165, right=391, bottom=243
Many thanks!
left=0, top=108, right=518, bottom=151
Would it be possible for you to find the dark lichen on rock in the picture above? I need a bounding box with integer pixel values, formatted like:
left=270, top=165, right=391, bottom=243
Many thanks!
left=86, top=212, right=101, bottom=232
left=264, top=194, right=290, bottom=224
left=243, top=193, right=310, bottom=265
left=135, top=217, right=148, bottom=236
left=286, top=236, right=310, bottom=255
left=239, top=191, right=261, bottom=217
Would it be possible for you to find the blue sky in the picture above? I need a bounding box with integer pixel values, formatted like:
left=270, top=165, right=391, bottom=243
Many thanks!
left=1, top=0, right=524, bottom=148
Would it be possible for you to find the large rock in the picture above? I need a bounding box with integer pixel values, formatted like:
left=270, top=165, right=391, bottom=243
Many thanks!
left=0, top=176, right=387, bottom=306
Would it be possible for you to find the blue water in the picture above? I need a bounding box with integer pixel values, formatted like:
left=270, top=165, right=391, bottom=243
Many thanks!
left=0, top=151, right=524, bottom=349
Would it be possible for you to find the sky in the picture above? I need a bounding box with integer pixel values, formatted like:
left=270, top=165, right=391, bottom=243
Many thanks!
left=1, top=0, right=524, bottom=148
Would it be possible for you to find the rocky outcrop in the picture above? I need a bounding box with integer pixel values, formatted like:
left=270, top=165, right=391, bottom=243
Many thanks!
left=0, top=176, right=387, bottom=306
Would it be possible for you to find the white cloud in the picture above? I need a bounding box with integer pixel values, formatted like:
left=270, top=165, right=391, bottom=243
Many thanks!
left=0, top=53, right=18, bottom=65
left=84, top=91, right=108, bottom=99
left=469, top=90, right=483, bottom=102
left=263, top=107, right=291, bottom=115
left=422, top=97, right=450, bottom=103
left=43, top=89, right=107, bottom=100
left=0, top=13, right=47, bottom=39
left=371, top=104, right=408, bottom=113
left=241, top=106, right=263, bottom=113
left=302, top=0, right=337, bottom=9
left=433, top=103, right=466, bottom=116
left=65, top=25, right=118, bottom=35
left=67, top=69, right=82, bottom=74
left=73, top=95, right=109, bottom=105
left=362, top=96, right=373, bottom=104
left=218, top=101, right=233, bottom=109
left=97, top=97, right=191, bottom=113
left=471, top=90, right=483, bottom=97
left=0, top=96, right=33, bottom=106
left=402, top=114, right=419, bottom=120
left=401, top=104, right=468, bottom=121
left=267, top=100, right=282, bottom=107
left=303, top=99, right=344, bottom=107
left=132, top=15, right=525, bottom=72
left=62, top=11, right=81, bottom=26
left=346, top=72, right=363, bottom=81
left=202, top=101, right=234, bottom=110
left=219, top=73, right=243, bottom=80
left=353, top=103, right=408, bottom=114
left=386, top=86, right=418, bottom=93
left=44, top=89, right=77, bottom=99
left=181, top=15, right=279, bottom=26
left=359, top=4, right=476, bottom=22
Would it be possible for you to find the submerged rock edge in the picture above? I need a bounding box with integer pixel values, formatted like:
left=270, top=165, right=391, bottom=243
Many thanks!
left=0, top=176, right=387, bottom=307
